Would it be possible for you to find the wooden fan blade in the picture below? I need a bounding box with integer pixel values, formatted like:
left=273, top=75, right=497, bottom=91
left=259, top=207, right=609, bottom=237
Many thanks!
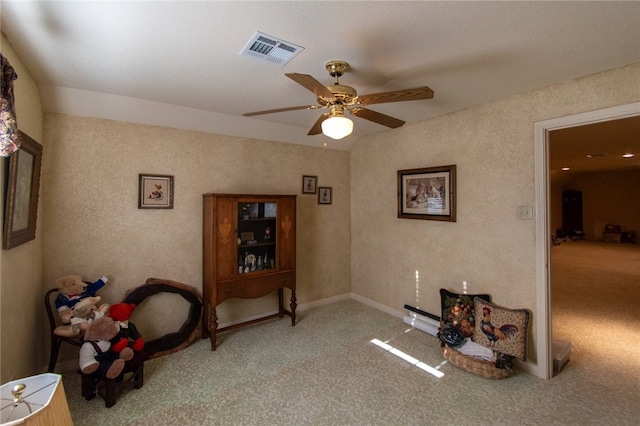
left=243, top=105, right=317, bottom=117
left=350, top=107, right=405, bottom=129
left=286, top=73, right=335, bottom=98
left=356, top=86, right=434, bottom=106
left=308, top=114, right=328, bottom=135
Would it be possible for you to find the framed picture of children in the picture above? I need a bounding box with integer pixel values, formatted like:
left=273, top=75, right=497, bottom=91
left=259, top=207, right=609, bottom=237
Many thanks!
left=302, top=175, right=317, bottom=194
left=318, top=187, right=332, bottom=205
left=397, top=165, right=456, bottom=221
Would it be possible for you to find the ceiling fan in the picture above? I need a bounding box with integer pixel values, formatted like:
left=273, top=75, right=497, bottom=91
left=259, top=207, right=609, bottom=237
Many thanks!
left=243, top=60, right=434, bottom=140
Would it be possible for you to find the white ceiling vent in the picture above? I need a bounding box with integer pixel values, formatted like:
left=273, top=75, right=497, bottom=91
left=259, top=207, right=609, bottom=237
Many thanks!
left=240, top=31, right=304, bottom=66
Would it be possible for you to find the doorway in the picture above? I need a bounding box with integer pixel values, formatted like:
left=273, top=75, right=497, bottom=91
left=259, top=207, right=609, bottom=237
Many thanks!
left=534, top=102, right=640, bottom=379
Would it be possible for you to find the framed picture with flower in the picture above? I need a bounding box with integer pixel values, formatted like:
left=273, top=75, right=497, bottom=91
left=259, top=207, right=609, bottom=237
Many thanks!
left=139, top=174, right=174, bottom=209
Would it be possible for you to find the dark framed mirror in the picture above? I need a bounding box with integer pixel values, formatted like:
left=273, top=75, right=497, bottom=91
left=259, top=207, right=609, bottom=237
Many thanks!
left=3, top=130, right=43, bottom=249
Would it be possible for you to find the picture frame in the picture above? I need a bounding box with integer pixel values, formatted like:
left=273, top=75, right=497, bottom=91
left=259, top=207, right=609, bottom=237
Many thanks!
left=318, top=187, right=332, bottom=205
left=138, top=174, right=174, bottom=209
left=3, top=131, right=43, bottom=249
left=397, top=165, right=456, bottom=222
left=264, top=202, right=277, bottom=218
left=302, top=175, right=317, bottom=194
left=248, top=202, right=259, bottom=219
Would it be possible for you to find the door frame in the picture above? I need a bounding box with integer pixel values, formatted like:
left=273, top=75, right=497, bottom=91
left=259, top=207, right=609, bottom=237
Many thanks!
left=534, top=102, right=640, bottom=379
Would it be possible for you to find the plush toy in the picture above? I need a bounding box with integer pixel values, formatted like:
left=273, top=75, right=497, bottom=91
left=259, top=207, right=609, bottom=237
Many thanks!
left=79, top=316, right=133, bottom=379
left=109, top=303, right=145, bottom=353
left=53, top=296, right=105, bottom=337
left=55, top=275, right=110, bottom=324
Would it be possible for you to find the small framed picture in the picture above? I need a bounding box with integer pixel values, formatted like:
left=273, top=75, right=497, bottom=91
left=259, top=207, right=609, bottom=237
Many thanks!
left=264, top=203, right=277, bottom=218
left=302, top=175, right=317, bottom=194
left=318, top=187, right=332, bottom=205
left=139, top=174, right=174, bottom=209
left=248, top=203, right=259, bottom=218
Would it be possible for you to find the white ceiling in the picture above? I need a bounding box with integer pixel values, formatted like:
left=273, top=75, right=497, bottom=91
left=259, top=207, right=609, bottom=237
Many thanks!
left=1, top=1, right=639, bottom=155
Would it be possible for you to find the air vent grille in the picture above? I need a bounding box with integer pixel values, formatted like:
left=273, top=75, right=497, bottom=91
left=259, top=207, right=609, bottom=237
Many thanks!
left=240, top=32, right=304, bottom=66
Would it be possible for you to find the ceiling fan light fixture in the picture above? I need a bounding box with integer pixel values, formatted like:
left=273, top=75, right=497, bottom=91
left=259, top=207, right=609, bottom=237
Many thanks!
left=243, top=60, right=434, bottom=138
left=322, top=115, right=353, bottom=140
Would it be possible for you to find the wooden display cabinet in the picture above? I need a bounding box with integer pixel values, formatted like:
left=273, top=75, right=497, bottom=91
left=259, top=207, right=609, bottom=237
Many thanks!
left=202, top=193, right=297, bottom=350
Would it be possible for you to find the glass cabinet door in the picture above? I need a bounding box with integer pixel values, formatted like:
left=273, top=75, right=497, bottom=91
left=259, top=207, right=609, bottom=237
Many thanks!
left=236, top=202, right=277, bottom=274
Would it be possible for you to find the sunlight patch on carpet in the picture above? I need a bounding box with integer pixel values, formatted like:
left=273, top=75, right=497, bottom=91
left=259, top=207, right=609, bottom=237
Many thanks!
left=370, top=338, right=445, bottom=378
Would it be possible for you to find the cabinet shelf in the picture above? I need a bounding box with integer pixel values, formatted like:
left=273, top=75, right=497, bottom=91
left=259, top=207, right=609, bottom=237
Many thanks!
left=238, top=242, right=275, bottom=249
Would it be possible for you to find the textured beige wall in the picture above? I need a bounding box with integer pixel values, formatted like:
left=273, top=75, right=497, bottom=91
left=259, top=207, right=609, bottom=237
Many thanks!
left=350, top=63, right=640, bottom=365
left=42, top=114, right=351, bottom=361
left=1, top=33, right=45, bottom=383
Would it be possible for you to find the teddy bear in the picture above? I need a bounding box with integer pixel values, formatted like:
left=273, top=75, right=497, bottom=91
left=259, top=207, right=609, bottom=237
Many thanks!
left=54, top=275, right=110, bottom=325
left=53, top=296, right=105, bottom=337
left=109, top=303, right=145, bottom=354
left=79, top=316, right=133, bottom=379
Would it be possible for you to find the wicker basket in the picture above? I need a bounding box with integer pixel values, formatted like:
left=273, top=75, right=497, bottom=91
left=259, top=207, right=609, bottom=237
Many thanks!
left=442, top=344, right=513, bottom=379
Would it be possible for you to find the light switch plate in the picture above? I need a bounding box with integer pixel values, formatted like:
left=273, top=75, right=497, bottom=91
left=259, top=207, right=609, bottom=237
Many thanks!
left=517, top=205, right=533, bottom=220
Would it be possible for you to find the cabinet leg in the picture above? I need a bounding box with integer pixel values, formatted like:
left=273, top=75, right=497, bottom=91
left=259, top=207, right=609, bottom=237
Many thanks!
left=278, top=288, right=285, bottom=318
left=209, top=309, right=218, bottom=351
left=202, top=303, right=211, bottom=339
left=290, top=291, right=297, bottom=326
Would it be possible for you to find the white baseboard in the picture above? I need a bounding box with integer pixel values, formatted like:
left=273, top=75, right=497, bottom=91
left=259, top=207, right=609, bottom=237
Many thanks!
left=298, top=293, right=351, bottom=312
left=218, top=292, right=352, bottom=329
left=350, top=293, right=406, bottom=319
left=403, top=315, right=440, bottom=337
left=515, top=359, right=536, bottom=375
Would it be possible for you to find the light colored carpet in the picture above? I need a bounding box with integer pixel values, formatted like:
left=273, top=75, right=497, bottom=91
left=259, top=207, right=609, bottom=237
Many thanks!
left=61, top=241, right=639, bottom=425
left=550, top=239, right=640, bottom=417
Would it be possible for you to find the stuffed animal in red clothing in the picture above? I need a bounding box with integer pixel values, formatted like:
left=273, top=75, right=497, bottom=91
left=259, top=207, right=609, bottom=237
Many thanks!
left=79, top=316, right=133, bottom=379
left=109, top=303, right=145, bottom=353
